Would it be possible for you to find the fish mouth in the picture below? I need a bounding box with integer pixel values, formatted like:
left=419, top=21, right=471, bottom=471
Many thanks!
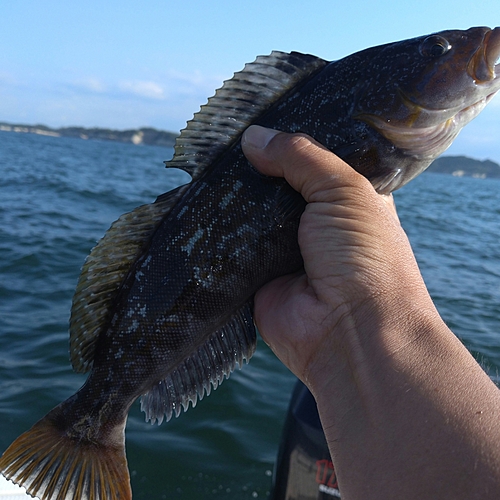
left=358, top=28, right=500, bottom=163
left=467, top=26, right=500, bottom=83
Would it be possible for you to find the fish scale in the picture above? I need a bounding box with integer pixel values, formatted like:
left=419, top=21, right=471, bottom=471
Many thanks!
left=1, top=26, right=500, bottom=500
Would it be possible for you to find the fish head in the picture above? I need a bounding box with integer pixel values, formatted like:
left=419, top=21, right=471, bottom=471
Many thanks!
left=349, top=27, right=500, bottom=192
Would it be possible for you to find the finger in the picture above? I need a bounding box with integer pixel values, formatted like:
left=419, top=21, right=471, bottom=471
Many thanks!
left=380, top=194, right=399, bottom=222
left=241, top=125, right=372, bottom=203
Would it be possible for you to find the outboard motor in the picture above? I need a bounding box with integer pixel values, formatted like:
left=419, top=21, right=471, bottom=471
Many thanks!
left=271, top=380, right=341, bottom=499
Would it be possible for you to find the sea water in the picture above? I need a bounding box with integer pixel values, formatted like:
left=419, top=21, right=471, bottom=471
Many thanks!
left=0, top=130, right=499, bottom=499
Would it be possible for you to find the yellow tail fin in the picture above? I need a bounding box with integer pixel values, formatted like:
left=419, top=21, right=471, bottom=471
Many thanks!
left=0, top=413, right=131, bottom=500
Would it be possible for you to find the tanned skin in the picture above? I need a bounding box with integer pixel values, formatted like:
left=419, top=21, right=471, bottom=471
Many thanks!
left=242, top=125, right=500, bottom=500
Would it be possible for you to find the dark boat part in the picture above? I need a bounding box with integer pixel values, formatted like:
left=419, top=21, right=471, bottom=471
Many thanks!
left=271, top=380, right=341, bottom=499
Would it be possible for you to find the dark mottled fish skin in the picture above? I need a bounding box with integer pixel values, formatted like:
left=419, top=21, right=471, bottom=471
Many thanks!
left=1, top=27, right=500, bottom=500
left=61, top=166, right=306, bottom=422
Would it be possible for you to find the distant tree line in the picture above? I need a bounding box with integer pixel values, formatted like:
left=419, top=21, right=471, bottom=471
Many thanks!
left=0, top=122, right=177, bottom=147
left=427, top=156, right=500, bottom=178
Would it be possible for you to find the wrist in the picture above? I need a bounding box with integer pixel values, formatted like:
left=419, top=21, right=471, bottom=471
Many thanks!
left=304, top=287, right=446, bottom=414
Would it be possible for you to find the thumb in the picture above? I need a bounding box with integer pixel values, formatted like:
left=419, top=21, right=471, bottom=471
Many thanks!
left=241, top=125, right=372, bottom=204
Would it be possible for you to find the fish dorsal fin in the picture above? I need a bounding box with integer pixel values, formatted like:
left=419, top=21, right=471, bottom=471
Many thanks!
left=69, top=184, right=189, bottom=373
left=140, top=301, right=256, bottom=424
left=166, top=51, right=328, bottom=179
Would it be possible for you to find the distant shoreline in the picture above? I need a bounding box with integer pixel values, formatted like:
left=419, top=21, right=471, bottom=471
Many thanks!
left=2, top=121, right=499, bottom=178
left=0, top=121, right=177, bottom=148
left=426, top=156, right=500, bottom=179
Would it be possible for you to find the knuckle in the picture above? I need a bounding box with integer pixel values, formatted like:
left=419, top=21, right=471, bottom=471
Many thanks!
left=284, top=133, right=320, bottom=157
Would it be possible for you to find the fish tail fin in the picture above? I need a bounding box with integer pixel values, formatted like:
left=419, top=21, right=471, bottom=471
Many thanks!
left=0, top=410, right=131, bottom=500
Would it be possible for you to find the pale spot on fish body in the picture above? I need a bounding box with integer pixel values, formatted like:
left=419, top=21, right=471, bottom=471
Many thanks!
left=219, top=180, right=243, bottom=210
left=236, top=223, right=259, bottom=238
left=140, top=255, right=152, bottom=269
left=177, top=205, right=189, bottom=220
left=125, top=303, right=148, bottom=319
left=126, top=319, right=139, bottom=334
left=181, top=228, right=205, bottom=256
left=194, top=182, right=208, bottom=197
left=193, top=265, right=216, bottom=288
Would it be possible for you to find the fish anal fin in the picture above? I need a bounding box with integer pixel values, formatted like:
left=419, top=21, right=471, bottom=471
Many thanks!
left=69, top=184, right=189, bottom=374
left=0, top=412, right=130, bottom=500
left=140, top=301, right=257, bottom=425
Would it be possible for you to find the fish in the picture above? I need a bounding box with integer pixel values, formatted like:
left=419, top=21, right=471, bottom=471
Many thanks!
left=1, top=26, right=500, bottom=500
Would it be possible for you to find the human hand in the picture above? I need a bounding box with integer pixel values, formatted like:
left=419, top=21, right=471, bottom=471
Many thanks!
left=242, top=125, right=500, bottom=500
left=241, top=125, right=434, bottom=392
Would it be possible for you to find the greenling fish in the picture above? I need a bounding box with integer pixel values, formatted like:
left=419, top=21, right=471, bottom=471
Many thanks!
left=1, top=26, right=500, bottom=500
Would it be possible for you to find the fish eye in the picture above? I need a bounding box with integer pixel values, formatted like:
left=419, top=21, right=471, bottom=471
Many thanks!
left=419, top=35, right=452, bottom=58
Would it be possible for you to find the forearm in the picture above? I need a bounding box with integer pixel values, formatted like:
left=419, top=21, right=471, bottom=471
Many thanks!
left=308, top=296, right=500, bottom=500
left=242, top=127, right=500, bottom=498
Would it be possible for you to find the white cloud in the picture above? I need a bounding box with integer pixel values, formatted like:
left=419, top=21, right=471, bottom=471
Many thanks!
left=118, top=80, right=165, bottom=100
left=163, top=69, right=226, bottom=99
left=67, top=77, right=107, bottom=94
left=81, top=77, right=107, bottom=93
left=167, top=68, right=223, bottom=87
left=67, top=77, right=167, bottom=101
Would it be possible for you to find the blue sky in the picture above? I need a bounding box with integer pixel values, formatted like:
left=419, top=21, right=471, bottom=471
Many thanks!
left=1, top=0, right=500, bottom=161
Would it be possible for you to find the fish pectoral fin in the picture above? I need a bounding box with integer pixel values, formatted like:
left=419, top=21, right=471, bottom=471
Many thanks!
left=273, top=179, right=308, bottom=225
left=140, top=301, right=257, bottom=425
left=69, top=184, right=189, bottom=374
left=333, top=139, right=400, bottom=193
left=0, top=409, right=130, bottom=500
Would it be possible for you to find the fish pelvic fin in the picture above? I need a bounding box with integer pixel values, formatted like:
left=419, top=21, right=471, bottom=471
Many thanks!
left=0, top=411, right=130, bottom=500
